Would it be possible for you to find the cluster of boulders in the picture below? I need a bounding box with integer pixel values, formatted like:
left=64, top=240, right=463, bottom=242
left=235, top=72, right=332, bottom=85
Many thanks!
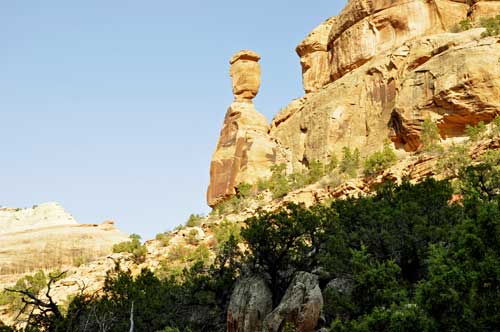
left=227, top=272, right=325, bottom=332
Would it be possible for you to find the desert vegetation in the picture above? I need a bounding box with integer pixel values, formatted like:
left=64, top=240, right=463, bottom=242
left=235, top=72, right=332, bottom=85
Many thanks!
left=451, top=15, right=500, bottom=37
left=3, top=151, right=500, bottom=331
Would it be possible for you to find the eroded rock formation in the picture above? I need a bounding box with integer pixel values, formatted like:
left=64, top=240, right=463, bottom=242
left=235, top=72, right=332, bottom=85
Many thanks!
left=208, top=0, right=500, bottom=205
left=207, top=51, right=285, bottom=207
left=0, top=203, right=128, bottom=276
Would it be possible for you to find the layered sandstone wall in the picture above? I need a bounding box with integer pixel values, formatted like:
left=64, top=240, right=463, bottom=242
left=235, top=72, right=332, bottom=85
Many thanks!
left=297, top=0, right=500, bottom=93
left=0, top=203, right=129, bottom=276
left=207, top=0, right=500, bottom=206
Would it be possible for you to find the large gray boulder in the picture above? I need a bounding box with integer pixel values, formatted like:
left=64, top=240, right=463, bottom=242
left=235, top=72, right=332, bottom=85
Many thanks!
left=263, top=272, right=323, bottom=332
left=227, top=275, right=273, bottom=332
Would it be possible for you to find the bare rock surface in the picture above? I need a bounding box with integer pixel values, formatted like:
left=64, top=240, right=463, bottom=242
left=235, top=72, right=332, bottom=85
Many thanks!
left=227, top=275, right=273, bottom=332
left=207, top=51, right=286, bottom=207
left=263, top=272, right=323, bottom=332
left=0, top=203, right=128, bottom=276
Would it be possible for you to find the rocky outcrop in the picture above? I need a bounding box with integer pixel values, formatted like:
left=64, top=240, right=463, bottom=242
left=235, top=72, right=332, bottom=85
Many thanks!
left=230, top=50, right=262, bottom=102
left=296, top=0, right=474, bottom=92
left=391, top=30, right=500, bottom=149
left=270, top=28, right=500, bottom=172
left=207, top=51, right=286, bottom=207
left=209, top=0, right=500, bottom=204
left=263, top=272, right=323, bottom=332
left=0, top=203, right=128, bottom=276
left=470, top=1, right=500, bottom=22
left=227, top=275, right=273, bottom=332
left=296, top=17, right=336, bottom=93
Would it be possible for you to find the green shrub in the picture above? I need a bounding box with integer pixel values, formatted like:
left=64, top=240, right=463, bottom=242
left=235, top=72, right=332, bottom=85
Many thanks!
left=438, top=144, right=470, bottom=178
left=465, top=121, right=486, bottom=142
left=450, top=19, right=473, bottom=33
left=340, top=147, right=360, bottom=177
left=188, top=244, right=211, bottom=265
left=480, top=15, right=500, bottom=37
left=186, top=214, right=204, bottom=227
left=363, top=142, right=397, bottom=176
left=212, top=183, right=256, bottom=215
left=492, top=116, right=500, bottom=137
left=421, top=118, right=443, bottom=154
left=326, top=154, right=339, bottom=172
left=156, top=231, right=174, bottom=247
left=213, top=219, right=241, bottom=248
left=166, top=244, right=193, bottom=263
left=156, top=327, right=181, bottom=332
left=72, top=255, right=90, bottom=267
left=112, top=234, right=147, bottom=263
left=268, top=163, right=291, bottom=199
left=186, top=229, right=200, bottom=246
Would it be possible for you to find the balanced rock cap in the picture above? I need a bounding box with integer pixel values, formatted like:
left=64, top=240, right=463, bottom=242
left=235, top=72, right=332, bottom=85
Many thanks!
left=230, top=50, right=261, bottom=65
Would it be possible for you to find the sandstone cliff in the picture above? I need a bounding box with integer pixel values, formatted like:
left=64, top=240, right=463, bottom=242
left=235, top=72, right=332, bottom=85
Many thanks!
left=0, top=202, right=128, bottom=278
left=208, top=0, right=500, bottom=206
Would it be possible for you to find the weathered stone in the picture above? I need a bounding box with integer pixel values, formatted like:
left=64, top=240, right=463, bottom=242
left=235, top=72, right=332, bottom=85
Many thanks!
left=208, top=51, right=286, bottom=207
left=263, top=272, right=323, bottom=332
left=470, top=1, right=500, bottom=22
left=0, top=203, right=129, bottom=276
left=296, top=18, right=336, bottom=93
left=230, top=50, right=261, bottom=102
left=296, top=0, right=471, bottom=92
left=207, top=101, right=279, bottom=207
left=227, top=275, right=273, bottom=332
left=328, top=0, right=469, bottom=82
left=271, top=28, right=500, bottom=170
left=391, top=30, right=500, bottom=150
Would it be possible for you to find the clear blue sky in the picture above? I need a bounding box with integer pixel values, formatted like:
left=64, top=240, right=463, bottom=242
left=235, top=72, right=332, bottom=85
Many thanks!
left=0, top=1, right=347, bottom=239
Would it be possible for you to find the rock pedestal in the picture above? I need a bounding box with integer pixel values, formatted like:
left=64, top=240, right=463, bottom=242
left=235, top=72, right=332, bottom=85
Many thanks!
left=207, top=51, right=282, bottom=207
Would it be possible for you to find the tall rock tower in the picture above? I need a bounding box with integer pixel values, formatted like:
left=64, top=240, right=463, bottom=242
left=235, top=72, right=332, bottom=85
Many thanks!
left=207, top=50, right=281, bottom=207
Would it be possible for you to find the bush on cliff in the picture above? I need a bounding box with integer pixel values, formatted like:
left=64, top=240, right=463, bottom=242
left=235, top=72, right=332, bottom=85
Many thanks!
left=363, top=142, right=397, bottom=176
left=112, top=234, right=147, bottom=263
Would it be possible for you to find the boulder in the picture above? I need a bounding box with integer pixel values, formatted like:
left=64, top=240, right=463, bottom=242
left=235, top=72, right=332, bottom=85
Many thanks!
left=263, top=272, right=323, bottom=332
left=227, top=275, right=273, bottom=332
left=230, top=50, right=261, bottom=102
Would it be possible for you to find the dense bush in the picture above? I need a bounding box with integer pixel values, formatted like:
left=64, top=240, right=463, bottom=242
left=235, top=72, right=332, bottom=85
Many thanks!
left=5, top=156, right=500, bottom=332
left=480, top=15, right=500, bottom=37
left=155, top=231, right=174, bottom=247
left=112, top=234, right=147, bottom=263
left=450, top=15, right=500, bottom=37
left=185, top=214, right=205, bottom=227
left=421, top=118, right=443, bottom=154
left=340, top=147, right=360, bottom=177
left=465, top=121, right=487, bottom=142
left=363, top=142, right=397, bottom=176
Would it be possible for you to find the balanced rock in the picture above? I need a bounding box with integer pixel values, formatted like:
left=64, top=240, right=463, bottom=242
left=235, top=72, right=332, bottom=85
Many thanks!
left=227, top=275, right=273, bottom=332
left=207, top=51, right=284, bottom=207
left=263, top=272, right=323, bottom=332
left=230, top=50, right=261, bottom=102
